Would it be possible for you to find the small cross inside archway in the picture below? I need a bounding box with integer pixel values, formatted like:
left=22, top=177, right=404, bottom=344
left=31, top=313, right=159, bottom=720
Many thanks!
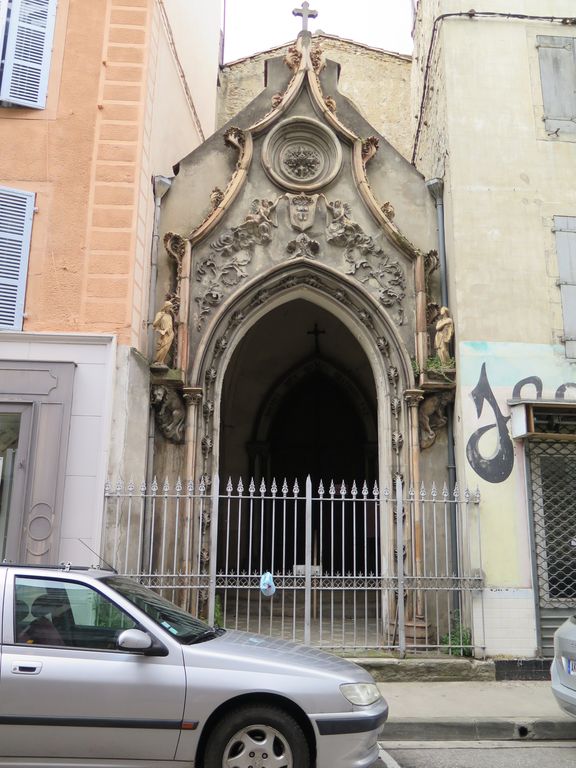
left=307, top=322, right=325, bottom=355
left=293, top=2, right=318, bottom=33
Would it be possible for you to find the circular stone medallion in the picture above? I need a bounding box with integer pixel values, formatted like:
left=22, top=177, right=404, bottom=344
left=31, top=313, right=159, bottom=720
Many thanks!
left=262, top=117, right=342, bottom=191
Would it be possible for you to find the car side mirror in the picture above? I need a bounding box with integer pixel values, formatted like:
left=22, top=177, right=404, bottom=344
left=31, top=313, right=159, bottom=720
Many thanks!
left=116, top=628, right=168, bottom=656
left=117, top=628, right=153, bottom=651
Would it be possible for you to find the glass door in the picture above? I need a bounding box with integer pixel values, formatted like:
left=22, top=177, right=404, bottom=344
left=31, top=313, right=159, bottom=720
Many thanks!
left=0, top=405, right=32, bottom=560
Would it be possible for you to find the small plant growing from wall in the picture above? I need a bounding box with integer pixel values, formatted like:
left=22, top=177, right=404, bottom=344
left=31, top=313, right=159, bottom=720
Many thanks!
left=440, top=610, right=473, bottom=657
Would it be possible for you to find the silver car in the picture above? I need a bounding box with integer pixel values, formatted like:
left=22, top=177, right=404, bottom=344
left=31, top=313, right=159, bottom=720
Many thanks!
left=551, top=614, right=576, bottom=718
left=0, top=564, right=388, bottom=767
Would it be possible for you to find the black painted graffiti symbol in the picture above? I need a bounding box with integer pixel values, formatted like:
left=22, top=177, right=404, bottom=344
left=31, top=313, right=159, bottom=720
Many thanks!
left=467, top=364, right=576, bottom=483
left=466, top=363, right=514, bottom=484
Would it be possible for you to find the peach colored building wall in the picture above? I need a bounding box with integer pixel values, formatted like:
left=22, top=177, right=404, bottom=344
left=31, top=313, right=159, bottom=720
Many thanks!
left=0, top=0, right=221, bottom=350
left=0, top=0, right=222, bottom=563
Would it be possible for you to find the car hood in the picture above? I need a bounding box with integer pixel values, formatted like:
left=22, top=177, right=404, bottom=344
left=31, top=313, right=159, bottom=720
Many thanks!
left=181, top=629, right=373, bottom=683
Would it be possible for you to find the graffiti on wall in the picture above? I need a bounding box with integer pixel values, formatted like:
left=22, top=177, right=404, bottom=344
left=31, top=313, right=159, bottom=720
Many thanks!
left=466, top=362, right=576, bottom=483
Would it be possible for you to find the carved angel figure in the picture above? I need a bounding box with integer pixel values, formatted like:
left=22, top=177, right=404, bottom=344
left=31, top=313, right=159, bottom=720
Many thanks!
left=152, top=300, right=175, bottom=367
left=325, top=199, right=352, bottom=240
left=434, top=306, right=454, bottom=366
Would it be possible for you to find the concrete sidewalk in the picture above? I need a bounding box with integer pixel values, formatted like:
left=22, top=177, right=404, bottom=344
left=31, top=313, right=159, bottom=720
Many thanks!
left=376, top=681, right=576, bottom=741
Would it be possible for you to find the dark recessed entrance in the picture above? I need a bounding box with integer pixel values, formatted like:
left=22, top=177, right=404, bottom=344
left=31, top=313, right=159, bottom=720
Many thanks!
left=268, top=368, right=370, bottom=489
left=217, top=299, right=379, bottom=579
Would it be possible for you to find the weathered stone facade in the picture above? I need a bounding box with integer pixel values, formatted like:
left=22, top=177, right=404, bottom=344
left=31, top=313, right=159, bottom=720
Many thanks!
left=219, top=33, right=413, bottom=160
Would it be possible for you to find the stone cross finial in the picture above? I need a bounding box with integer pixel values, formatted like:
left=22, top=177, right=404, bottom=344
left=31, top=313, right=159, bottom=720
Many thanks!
left=293, top=2, right=317, bottom=32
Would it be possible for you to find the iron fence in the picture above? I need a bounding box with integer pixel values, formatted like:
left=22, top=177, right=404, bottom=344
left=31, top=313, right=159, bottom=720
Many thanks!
left=103, top=475, right=484, bottom=654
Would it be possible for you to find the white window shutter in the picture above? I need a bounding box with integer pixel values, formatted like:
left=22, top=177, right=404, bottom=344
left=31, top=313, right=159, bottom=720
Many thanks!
left=554, top=216, right=576, bottom=358
left=0, top=186, right=35, bottom=330
left=0, top=0, right=57, bottom=109
left=537, top=36, right=576, bottom=137
left=0, top=1, right=8, bottom=45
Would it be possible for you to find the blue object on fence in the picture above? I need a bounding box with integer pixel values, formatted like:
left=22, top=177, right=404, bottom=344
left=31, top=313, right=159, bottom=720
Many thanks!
left=260, top=571, right=276, bottom=597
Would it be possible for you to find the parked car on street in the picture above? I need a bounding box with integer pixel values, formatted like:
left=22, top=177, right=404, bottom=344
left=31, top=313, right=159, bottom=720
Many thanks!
left=551, top=613, right=576, bottom=718
left=0, top=563, right=388, bottom=767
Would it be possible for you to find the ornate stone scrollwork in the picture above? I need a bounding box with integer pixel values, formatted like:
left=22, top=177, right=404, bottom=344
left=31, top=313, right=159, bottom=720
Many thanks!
left=361, top=136, right=379, bottom=165
left=210, top=187, right=224, bottom=210
left=310, top=45, right=324, bottom=73
left=285, top=45, right=302, bottom=73
left=286, top=232, right=320, bottom=259
left=163, top=232, right=186, bottom=276
left=324, top=199, right=406, bottom=320
left=324, top=96, right=336, bottom=113
left=150, top=385, right=186, bottom=444
left=223, top=126, right=246, bottom=152
left=195, top=198, right=279, bottom=328
left=381, top=201, right=395, bottom=220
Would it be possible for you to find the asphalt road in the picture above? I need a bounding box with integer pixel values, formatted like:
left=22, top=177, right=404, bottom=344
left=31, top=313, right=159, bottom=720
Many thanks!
left=379, top=741, right=576, bottom=768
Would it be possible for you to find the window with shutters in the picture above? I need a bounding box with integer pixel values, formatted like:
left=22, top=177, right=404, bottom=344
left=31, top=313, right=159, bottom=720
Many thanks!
left=0, top=0, right=57, bottom=109
left=553, top=216, right=576, bottom=358
left=537, top=35, right=576, bottom=139
left=0, top=186, right=35, bottom=330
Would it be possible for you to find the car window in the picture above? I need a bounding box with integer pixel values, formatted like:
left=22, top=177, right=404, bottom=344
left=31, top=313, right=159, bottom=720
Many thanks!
left=103, top=576, right=215, bottom=643
left=14, top=576, right=136, bottom=650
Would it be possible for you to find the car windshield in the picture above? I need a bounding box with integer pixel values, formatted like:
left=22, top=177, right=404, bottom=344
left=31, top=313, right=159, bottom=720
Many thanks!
left=103, top=576, right=220, bottom=644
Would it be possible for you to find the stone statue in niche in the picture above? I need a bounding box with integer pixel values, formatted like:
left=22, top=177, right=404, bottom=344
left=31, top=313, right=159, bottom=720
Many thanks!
left=434, top=306, right=454, bottom=366
left=150, top=385, right=186, bottom=444
left=419, top=391, right=454, bottom=449
left=151, top=299, right=175, bottom=368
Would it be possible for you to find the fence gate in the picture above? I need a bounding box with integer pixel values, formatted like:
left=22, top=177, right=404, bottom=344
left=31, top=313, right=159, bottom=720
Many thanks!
left=104, top=475, right=484, bottom=654
left=527, top=439, right=576, bottom=656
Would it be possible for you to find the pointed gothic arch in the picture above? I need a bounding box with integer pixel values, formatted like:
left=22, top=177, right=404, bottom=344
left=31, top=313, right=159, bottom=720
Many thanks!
left=189, top=259, right=417, bottom=492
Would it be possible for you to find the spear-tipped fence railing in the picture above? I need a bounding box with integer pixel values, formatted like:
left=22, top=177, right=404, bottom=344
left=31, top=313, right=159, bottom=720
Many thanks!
left=104, top=475, right=483, bottom=653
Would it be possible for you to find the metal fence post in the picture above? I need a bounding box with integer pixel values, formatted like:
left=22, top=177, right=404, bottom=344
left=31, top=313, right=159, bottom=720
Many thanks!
left=208, top=474, right=220, bottom=625
left=395, top=476, right=406, bottom=656
left=304, top=475, right=312, bottom=645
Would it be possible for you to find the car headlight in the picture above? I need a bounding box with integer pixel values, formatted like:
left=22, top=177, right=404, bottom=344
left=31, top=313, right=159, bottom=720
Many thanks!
left=340, top=683, right=382, bottom=706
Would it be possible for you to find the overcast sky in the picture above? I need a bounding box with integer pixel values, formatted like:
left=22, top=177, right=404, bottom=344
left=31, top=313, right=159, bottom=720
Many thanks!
left=223, top=0, right=415, bottom=62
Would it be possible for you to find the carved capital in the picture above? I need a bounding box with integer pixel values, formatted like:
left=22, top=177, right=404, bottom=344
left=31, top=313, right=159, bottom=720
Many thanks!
left=182, top=387, right=203, bottom=407
left=404, top=389, right=425, bottom=408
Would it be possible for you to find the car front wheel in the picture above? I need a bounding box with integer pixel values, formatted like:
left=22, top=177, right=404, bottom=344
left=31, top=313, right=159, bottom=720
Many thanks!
left=203, top=704, right=310, bottom=768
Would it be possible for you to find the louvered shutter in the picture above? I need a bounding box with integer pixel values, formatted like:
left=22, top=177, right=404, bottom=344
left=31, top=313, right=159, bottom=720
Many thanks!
left=537, top=36, right=576, bottom=137
left=554, top=216, right=576, bottom=358
left=0, top=1, right=8, bottom=50
left=0, top=186, right=35, bottom=330
left=0, top=0, right=57, bottom=109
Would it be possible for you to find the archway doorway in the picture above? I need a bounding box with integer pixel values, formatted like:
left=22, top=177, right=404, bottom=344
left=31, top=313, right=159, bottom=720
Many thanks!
left=215, top=299, right=384, bottom=642
left=218, top=299, right=377, bottom=485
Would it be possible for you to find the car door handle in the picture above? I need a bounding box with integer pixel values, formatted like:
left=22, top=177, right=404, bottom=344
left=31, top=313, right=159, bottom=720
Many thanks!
left=11, top=661, right=43, bottom=675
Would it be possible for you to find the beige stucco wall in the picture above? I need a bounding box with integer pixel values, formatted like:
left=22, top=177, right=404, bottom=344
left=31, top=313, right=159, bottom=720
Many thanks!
left=413, top=0, right=576, bottom=653
left=218, top=34, right=413, bottom=160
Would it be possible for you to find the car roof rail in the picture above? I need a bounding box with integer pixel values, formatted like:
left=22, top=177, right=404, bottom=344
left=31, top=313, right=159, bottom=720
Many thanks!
left=0, top=561, right=117, bottom=573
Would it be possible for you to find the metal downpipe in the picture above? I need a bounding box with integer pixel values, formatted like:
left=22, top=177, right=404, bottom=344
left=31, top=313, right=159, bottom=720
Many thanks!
left=425, top=178, right=458, bottom=592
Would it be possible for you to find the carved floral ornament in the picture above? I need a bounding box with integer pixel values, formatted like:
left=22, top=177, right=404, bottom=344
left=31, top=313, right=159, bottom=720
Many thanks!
left=191, top=195, right=407, bottom=329
left=261, top=117, right=342, bottom=192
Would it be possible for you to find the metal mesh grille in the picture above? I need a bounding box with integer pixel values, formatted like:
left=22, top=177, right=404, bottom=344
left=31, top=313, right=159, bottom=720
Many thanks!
left=528, top=440, right=576, bottom=607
